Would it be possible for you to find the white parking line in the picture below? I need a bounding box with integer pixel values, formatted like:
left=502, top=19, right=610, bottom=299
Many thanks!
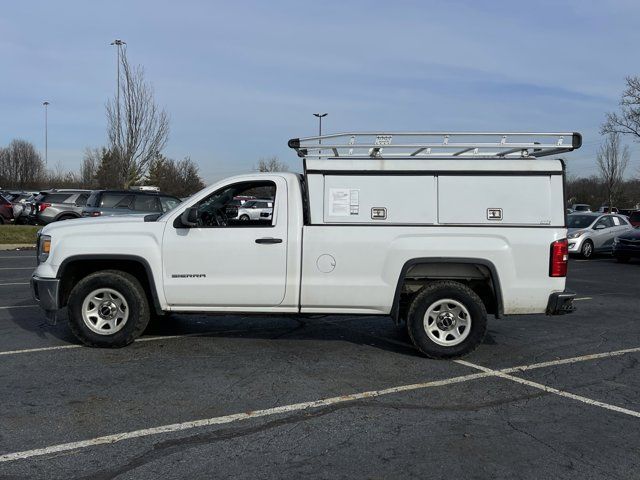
left=0, top=267, right=34, bottom=270
left=0, top=371, right=491, bottom=462
left=573, top=297, right=592, bottom=301
left=501, top=346, right=640, bottom=373
left=0, top=282, right=30, bottom=286
left=0, top=305, right=38, bottom=310
left=1, top=345, right=639, bottom=463
left=457, top=359, right=640, bottom=418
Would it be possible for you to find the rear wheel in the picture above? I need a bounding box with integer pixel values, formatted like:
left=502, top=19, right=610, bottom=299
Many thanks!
left=239, top=214, right=250, bottom=221
left=67, top=270, right=150, bottom=347
left=407, top=281, right=487, bottom=359
left=581, top=240, right=594, bottom=259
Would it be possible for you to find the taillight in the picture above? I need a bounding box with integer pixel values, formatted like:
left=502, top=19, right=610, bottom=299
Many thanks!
left=90, top=212, right=101, bottom=217
left=550, top=239, right=568, bottom=277
left=39, top=202, right=51, bottom=212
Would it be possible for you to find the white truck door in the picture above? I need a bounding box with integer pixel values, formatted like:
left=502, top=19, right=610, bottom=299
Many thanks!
left=162, top=177, right=288, bottom=307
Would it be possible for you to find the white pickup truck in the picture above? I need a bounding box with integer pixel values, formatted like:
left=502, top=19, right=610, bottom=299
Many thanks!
left=31, top=132, right=581, bottom=358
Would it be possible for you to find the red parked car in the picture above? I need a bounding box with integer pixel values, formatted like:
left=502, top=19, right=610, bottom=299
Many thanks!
left=629, top=211, right=640, bottom=228
left=0, top=195, right=14, bottom=224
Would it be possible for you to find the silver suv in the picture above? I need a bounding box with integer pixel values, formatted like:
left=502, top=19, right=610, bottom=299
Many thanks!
left=567, top=213, right=634, bottom=258
left=29, top=190, right=91, bottom=225
left=235, top=199, right=273, bottom=221
left=82, top=190, right=181, bottom=217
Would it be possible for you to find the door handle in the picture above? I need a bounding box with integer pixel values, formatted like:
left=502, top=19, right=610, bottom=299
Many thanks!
left=255, top=237, right=283, bottom=244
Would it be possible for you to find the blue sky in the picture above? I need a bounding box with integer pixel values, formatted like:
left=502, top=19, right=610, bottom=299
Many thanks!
left=1, top=0, right=638, bottom=182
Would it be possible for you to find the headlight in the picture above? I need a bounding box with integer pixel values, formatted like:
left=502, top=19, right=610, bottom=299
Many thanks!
left=38, top=234, right=51, bottom=263
left=567, top=231, right=584, bottom=239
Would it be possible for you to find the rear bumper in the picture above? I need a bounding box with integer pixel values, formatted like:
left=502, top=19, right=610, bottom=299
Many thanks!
left=546, top=290, right=576, bottom=315
left=30, top=276, right=61, bottom=312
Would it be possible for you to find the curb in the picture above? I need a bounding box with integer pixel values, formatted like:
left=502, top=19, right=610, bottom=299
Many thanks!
left=0, top=244, right=36, bottom=251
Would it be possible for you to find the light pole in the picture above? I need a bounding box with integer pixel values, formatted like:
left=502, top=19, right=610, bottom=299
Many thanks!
left=110, top=39, right=126, bottom=149
left=42, top=101, right=50, bottom=165
left=313, top=113, right=327, bottom=156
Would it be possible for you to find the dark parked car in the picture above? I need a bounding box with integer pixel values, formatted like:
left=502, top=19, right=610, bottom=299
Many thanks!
left=29, top=190, right=91, bottom=225
left=82, top=190, right=181, bottom=217
left=628, top=211, right=640, bottom=228
left=0, top=195, right=14, bottom=224
left=613, top=229, right=640, bottom=263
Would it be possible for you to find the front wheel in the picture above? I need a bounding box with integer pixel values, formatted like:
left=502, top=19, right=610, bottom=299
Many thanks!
left=407, top=281, right=487, bottom=359
left=581, top=240, right=594, bottom=259
left=67, top=270, right=150, bottom=347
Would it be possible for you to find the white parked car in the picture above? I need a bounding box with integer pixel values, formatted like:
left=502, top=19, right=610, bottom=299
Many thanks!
left=567, top=213, right=634, bottom=258
left=31, top=131, right=582, bottom=358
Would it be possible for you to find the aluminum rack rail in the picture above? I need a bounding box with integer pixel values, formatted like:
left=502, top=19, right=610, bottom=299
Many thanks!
left=288, top=132, right=582, bottom=159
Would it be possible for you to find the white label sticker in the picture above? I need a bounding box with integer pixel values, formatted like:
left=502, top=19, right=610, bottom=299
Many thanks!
left=350, top=189, right=359, bottom=206
left=329, top=188, right=350, bottom=216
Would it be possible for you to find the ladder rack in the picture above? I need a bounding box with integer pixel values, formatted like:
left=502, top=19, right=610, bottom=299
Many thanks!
left=288, top=132, right=582, bottom=159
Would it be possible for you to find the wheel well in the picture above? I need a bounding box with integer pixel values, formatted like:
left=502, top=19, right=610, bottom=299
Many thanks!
left=392, top=260, right=502, bottom=324
left=58, top=258, right=160, bottom=314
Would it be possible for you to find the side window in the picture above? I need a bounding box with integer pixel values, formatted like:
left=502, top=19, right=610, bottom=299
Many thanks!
left=160, top=196, right=181, bottom=213
left=43, top=193, right=73, bottom=203
left=101, top=194, right=134, bottom=209
left=612, top=216, right=621, bottom=226
left=75, top=194, right=89, bottom=206
left=192, top=181, right=276, bottom=228
left=595, top=216, right=613, bottom=229
left=134, top=195, right=160, bottom=212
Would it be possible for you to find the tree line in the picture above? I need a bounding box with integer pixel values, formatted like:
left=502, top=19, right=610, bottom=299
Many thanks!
left=0, top=139, right=205, bottom=197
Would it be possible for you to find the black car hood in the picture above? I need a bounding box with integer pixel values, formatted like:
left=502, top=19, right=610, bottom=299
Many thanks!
left=618, top=228, right=640, bottom=240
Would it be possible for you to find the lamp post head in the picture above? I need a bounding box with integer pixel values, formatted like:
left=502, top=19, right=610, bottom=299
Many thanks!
left=110, top=39, right=126, bottom=46
left=43, top=101, right=50, bottom=106
left=313, top=113, right=328, bottom=118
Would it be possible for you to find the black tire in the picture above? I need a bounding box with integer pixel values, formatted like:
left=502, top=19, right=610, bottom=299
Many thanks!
left=0, top=217, right=4, bottom=224
left=407, top=281, right=487, bottom=359
left=581, top=240, right=594, bottom=259
left=616, top=255, right=630, bottom=263
left=239, top=214, right=250, bottom=221
left=67, top=270, right=150, bottom=347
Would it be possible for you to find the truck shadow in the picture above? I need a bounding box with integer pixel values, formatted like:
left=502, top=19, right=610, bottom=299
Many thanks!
left=5, top=308, right=497, bottom=356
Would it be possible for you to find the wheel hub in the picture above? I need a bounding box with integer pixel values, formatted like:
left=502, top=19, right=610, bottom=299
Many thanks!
left=98, top=301, right=118, bottom=320
left=436, top=311, right=457, bottom=331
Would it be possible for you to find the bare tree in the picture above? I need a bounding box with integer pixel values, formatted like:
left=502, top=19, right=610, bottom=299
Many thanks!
left=0, top=139, right=45, bottom=189
left=255, top=156, right=288, bottom=172
left=80, top=147, right=102, bottom=188
left=602, top=76, right=640, bottom=142
left=597, top=133, right=630, bottom=210
left=106, top=46, right=169, bottom=188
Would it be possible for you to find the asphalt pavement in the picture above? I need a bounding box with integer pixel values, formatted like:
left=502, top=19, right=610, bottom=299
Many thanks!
left=0, top=251, right=639, bottom=479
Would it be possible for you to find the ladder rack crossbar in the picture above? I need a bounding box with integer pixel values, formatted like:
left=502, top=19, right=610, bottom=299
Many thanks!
left=288, top=132, right=582, bottom=159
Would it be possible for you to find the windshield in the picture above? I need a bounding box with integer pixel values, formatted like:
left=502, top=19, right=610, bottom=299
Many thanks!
left=568, top=215, right=596, bottom=229
left=574, top=205, right=590, bottom=211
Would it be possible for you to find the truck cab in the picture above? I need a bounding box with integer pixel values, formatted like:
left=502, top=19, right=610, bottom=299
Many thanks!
left=31, top=131, right=581, bottom=358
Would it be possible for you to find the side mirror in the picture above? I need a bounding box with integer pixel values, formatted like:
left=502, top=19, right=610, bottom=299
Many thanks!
left=594, top=224, right=605, bottom=230
left=178, top=207, right=198, bottom=228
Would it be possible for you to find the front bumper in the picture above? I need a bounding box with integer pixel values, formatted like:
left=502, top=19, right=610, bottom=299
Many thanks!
left=567, top=236, right=585, bottom=254
left=30, top=276, right=61, bottom=312
left=546, top=290, right=576, bottom=315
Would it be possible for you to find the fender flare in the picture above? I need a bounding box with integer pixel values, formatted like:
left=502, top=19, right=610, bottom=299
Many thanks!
left=390, top=257, right=504, bottom=322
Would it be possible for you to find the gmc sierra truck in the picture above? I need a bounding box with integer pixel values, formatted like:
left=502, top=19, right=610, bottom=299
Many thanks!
left=31, top=131, right=581, bottom=358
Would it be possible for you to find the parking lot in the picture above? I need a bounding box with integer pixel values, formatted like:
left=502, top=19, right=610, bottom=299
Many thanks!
left=0, top=251, right=638, bottom=479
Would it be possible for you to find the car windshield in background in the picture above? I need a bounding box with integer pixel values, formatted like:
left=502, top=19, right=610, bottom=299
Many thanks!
left=568, top=215, right=596, bottom=229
